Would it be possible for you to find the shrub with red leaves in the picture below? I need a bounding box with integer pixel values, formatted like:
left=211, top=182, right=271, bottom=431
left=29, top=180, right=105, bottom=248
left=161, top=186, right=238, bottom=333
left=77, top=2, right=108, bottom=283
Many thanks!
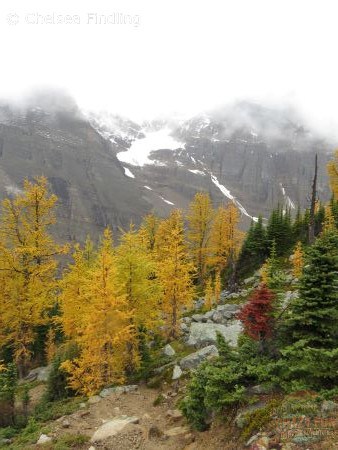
left=237, top=284, right=275, bottom=342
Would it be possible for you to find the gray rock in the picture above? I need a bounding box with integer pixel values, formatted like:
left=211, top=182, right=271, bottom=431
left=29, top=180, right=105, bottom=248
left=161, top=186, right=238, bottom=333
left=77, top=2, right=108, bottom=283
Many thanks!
left=203, top=310, right=214, bottom=320
left=99, top=385, right=138, bottom=397
left=180, top=323, right=189, bottom=333
left=88, top=395, right=101, bottom=404
left=216, top=304, right=240, bottom=312
left=25, top=365, right=52, bottom=382
left=211, top=311, right=225, bottom=324
left=182, top=316, right=192, bottom=325
left=186, top=321, right=242, bottom=348
left=172, top=365, right=183, bottom=380
left=191, top=314, right=204, bottom=322
left=61, top=418, right=70, bottom=428
left=90, top=416, right=139, bottom=442
left=194, top=298, right=205, bottom=310
left=227, top=292, right=240, bottom=300
left=243, top=276, right=255, bottom=285
left=180, top=345, right=219, bottom=370
left=37, top=434, right=52, bottom=445
left=321, top=400, right=337, bottom=413
left=163, top=344, right=176, bottom=357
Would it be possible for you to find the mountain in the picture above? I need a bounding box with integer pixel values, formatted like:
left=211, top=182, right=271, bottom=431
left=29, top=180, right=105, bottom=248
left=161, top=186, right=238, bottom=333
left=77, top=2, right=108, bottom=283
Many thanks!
left=0, top=92, right=333, bottom=241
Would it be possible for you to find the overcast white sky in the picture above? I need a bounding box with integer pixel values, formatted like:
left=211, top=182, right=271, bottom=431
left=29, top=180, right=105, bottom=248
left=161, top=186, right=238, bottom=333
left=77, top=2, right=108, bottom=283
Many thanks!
left=0, top=0, right=338, bottom=133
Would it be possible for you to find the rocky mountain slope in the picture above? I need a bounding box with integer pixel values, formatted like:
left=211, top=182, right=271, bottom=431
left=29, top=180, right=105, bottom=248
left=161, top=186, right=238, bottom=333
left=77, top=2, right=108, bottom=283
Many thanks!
left=0, top=92, right=333, bottom=241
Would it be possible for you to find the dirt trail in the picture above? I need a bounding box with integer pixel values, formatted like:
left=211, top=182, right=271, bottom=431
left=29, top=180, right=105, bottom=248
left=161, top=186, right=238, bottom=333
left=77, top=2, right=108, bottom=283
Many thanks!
left=48, top=385, right=208, bottom=450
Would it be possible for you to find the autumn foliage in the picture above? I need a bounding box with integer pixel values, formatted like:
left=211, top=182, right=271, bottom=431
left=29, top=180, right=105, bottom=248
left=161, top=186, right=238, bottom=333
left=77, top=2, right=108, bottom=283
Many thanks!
left=0, top=179, right=244, bottom=395
left=237, top=284, right=275, bottom=343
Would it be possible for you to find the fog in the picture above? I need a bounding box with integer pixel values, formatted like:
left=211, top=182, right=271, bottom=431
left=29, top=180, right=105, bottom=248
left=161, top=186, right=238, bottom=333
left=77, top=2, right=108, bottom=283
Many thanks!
left=1, top=0, right=338, bottom=138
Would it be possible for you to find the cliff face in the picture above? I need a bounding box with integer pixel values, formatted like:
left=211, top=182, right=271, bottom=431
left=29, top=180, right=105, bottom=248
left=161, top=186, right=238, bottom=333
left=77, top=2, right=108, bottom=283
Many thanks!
left=0, top=96, right=333, bottom=241
left=0, top=102, right=151, bottom=242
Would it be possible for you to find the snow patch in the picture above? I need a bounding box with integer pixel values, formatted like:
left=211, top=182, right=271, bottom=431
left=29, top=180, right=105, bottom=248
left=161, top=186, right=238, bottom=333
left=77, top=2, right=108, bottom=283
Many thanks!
left=279, top=183, right=295, bottom=210
left=159, top=195, right=175, bottom=206
left=123, top=167, right=135, bottom=178
left=5, top=185, right=22, bottom=196
left=117, top=128, right=183, bottom=167
left=211, top=174, right=258, bottom=222
left=188, top=169, right=205, bottom=176
left=144, top=185, right=152, bottom=190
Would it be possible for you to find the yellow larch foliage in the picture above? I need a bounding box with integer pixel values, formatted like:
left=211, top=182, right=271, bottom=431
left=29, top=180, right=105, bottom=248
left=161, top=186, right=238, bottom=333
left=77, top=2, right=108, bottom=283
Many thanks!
left=59, top=238, right=95, bottom=340
left=214, top=270, right=222, bottom=304
left=327, top=150, right=338, bottom=199
left=323, top=205, right=335, bottom=232
left=157, top=210, right=195, bottom=339
left=0, top=176, right=68, bottom=377
left=61, top=228, right=136, bottom=395
left=45, top=328, right=57, bottom=364
left=204, top=276, right=214, bottom=310
left=292, top=241, right=304, bottom=279
left=138, top=213, right=160, bottom=252
left=187, top=192, right=214, bottom=285
left=209, top=203, right=243, bottom=274
left=116, top=224, right=161, bottom=331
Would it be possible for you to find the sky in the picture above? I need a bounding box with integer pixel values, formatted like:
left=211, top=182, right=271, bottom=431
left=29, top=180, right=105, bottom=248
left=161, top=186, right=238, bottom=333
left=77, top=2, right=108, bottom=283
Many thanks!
left=0, top=0, right=338, bottom=134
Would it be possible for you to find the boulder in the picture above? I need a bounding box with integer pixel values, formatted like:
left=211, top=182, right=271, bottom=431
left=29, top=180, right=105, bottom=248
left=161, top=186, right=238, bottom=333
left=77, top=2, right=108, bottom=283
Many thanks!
left=216, top=304, right=240, bottom=313
left=25, top=365, right=52, bottom=383
left=191, top=314, right=204, bottom=322
left=186, top=321, right=242, bottom=348
left=37, top=434, right=52, bottom=445
left=163, top=344, right=176, bottom=357
left=99, top=385, right=138, bottom=397
left=180, top=345, right=219, bottom=370
left=194, top=298, right=205, bottom=310
left=180, top=323, right=189, bottom=333
left=90, top=416, right=139, bottom=442
left=172, top=365, right=183, bottom=380
left=182, top=316, right=192, bottom=325
left=203, top=310, right=214, bottom=320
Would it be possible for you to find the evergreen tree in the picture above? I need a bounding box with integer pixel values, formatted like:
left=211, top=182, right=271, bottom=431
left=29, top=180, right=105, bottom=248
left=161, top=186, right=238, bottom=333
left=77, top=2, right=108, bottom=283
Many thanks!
left=236, top=216, right=268, bottom=279
left=284, top=230, right=338, bottom=349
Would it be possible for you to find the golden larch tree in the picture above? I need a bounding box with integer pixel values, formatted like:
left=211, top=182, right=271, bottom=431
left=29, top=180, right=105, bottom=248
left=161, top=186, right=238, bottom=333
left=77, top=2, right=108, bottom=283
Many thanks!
left=139, top=213, right=160, bottom=252
left=58, top=239, right=94, bottom=341
left=115, top=224, right=161, bottom=368
left=327, top=150, right=338, bottom=199
left=204, top=276, right=214, bottom=310
left=61, top=229, right=136, bottom=395
left=214, top=270, right=222, bottom=304
left=292, top=241, right=304, bottom=279
left=187, top=192, right=214, bottom=285
left=0, top=176, right=68, bottom=377
left=157, top=210, right=195, bottom=339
